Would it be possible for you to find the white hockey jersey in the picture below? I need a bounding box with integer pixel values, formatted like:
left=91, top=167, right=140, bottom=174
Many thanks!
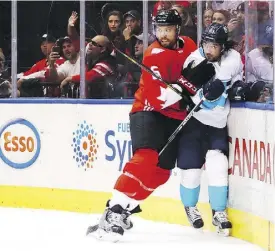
left=183, top=48, right=243, bottom=128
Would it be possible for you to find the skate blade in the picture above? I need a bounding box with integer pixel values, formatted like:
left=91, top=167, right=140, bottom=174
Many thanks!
left=194, top=227, right=204, bottom=233
left=216, top=227, right=231, bottom=237
left=93, top=228, right=123, bottom=243
left=86, top=224, right=99, bottom=235
left=87, top=227, right=123, bottom=243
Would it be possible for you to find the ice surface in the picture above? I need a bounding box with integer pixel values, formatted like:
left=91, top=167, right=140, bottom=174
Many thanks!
left=0, top=207, right=264, bottom=251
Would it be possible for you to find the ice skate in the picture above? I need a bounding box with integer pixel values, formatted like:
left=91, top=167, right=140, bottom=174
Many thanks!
left=120, top=204, right=142, bottom=230
left=86, top=204, right=125, bottom=242
left=212, top=210, right=232, bottom=237
left=185, top=206, right=204, bottom=229
left=86, top=201, right=141, bottom=235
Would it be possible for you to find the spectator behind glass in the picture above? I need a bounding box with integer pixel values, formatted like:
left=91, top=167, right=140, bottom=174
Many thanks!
left=128, top=33, right=155, bottom=83
left=228, top=3, right=245, bottom=54
left=123, top=10, right=142, bottom=41
left=61, top=35, right=118, bottom=98
left=16, top=34, right=65, bottom=94
left=123, top=10, right=142, bottom=57
left=203, top=9, right=214, bottom=29
left=256, top=1, right=270, bottom=24
left=152, top=0, right=175, bottom=18
left=47, top=36, right=80, bottom=83
left=246, top=20, right=273, bottom=103
left=247, top=19, right=273, bottom=86
left=17, top=34, right=64, bottom=81
left=227, top=3, right=244, bottom=38
left=101, top=7, right=126, bottom=65
left=210, top=1, right=243, bottom=12
left=114, top=33, right=155, bottom=98
left=171, top=5, right=197, bottom=43
left=212, top=9, right=231, bottom=25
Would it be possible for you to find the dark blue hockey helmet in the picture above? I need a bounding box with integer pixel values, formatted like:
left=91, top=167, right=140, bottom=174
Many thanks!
left=201, top=23, right=229, bottom=45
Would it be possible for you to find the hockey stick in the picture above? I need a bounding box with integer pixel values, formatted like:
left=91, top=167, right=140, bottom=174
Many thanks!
left=159, top=78, right=226, bottom=156
left=86, top=98, right=205, bottom=236
left=85, top=22, right=182, bottom=97
left=159, top=96, right=205, bottom=156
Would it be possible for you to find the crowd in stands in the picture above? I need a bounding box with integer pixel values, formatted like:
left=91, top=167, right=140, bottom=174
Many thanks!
left=0, top=0, right=273, bottom=103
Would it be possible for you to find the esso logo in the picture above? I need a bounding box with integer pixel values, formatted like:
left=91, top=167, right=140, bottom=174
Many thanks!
left=0, top=119, right=41, bottom=169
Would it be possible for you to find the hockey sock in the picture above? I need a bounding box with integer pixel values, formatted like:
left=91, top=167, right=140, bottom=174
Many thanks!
left=180, top=185, right=200, bottom=207
left=208, top=186, right=228, bottom=211
left=205, top=150, right=229, bottom=211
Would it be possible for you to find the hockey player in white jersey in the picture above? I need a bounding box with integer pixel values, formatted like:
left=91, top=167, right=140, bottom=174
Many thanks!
left=177, top=23, right=244, bottom=236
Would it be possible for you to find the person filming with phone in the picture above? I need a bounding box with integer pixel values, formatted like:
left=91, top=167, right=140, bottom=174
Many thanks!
left=47, top=36, right=80, bottom=84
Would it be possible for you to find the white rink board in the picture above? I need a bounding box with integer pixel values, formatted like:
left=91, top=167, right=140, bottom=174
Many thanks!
left=0, top=102, right=273, bottom=222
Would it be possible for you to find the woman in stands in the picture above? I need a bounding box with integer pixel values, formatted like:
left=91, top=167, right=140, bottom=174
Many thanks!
left=101, top=4, right=126, bottom=65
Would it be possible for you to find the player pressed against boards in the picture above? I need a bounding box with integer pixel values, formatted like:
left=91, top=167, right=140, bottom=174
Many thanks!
left=86, top=10, right=244, bottom=242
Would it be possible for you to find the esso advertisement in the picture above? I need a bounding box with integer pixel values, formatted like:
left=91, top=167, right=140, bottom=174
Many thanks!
left=105, top=122, right=132, bottom=171
left=0, top=118, right=41, bottom=169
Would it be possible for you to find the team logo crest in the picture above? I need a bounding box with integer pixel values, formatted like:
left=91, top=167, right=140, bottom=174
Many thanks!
left=265, top=25, right=272, bottom=35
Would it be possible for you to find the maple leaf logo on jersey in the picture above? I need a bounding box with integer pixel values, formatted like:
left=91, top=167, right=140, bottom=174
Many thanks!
left=151, top=48, right=165, bottom=55
left=157, top=86, right=182, bottom=109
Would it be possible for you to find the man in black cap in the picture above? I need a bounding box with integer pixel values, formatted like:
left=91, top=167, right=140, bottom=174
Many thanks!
left=123, top=10, right=142, bottom=40
left=123, top=10, right=143, bottom=57
left=18, top=34, right=58, bottom=78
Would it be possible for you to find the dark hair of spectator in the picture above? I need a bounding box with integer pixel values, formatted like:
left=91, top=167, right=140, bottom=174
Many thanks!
left=102, top=10, right=124, bottom=38
left=101, top=10, right=125, bottom=51
left=213, top=9, right=231, bottom=24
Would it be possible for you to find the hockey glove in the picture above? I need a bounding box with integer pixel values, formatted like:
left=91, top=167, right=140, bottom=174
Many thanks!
left=203, top=79, right=225, bottom=101
left=191, top=79, right=226, bottom=110
left=228, top=80, right=249, bottom=101
left=182, top=59, right=216, bottom=88
left=171, top=75, right=197, bottom=111
left=245, top=80, right=272, bottom=102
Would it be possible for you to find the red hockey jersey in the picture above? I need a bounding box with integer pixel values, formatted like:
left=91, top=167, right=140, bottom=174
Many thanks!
left=131, top=36, right=197, bottom=120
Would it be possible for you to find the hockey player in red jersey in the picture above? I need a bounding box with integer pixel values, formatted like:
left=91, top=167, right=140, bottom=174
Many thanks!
left=87, top=9, right=215, bottom=241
